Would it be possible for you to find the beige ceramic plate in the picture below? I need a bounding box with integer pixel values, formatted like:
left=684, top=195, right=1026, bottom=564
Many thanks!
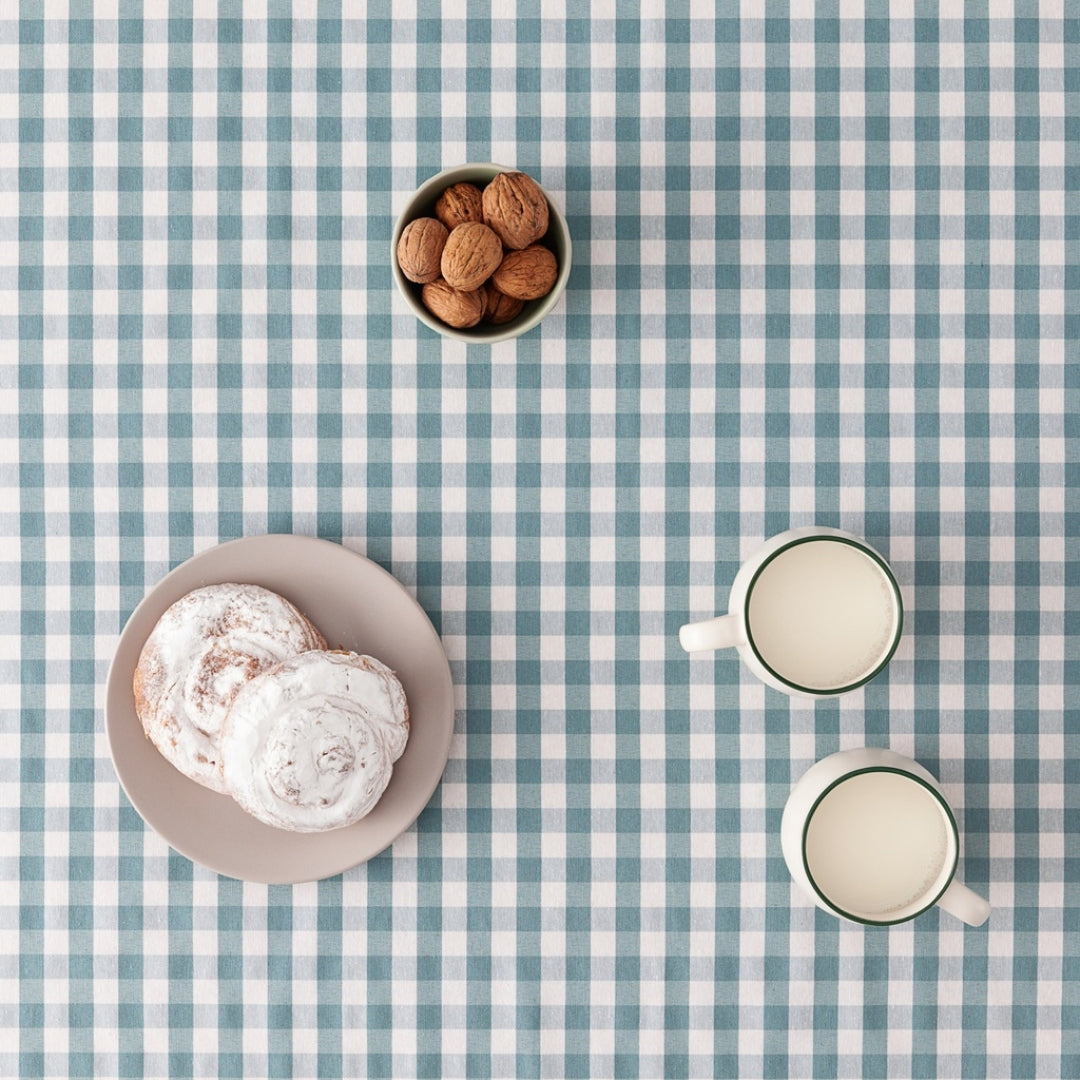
left=105, top=535, right=455, bottom=884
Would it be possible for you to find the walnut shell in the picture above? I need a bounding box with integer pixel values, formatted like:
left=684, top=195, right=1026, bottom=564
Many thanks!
left=396, top=217, right=448, bottom=284
left=440, top=222, right=503, bottom=292
left=435, top=182, right=484, bottom=230
left=492, top=244, right=558, bottom=301
left=421, top=278, right=485, bottom=329
left=483, top=286, right=525, bottom=326
left=482, top=171, right=549, bottom=250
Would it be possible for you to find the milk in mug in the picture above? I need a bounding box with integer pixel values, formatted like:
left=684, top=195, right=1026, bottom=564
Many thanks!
left=804, top=771, right=952, bottom=918
left=747, top=539, right=900, bottom=691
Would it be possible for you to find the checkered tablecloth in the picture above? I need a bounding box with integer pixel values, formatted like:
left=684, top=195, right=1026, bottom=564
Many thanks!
left=2, top=2, right=1077, bottom=1078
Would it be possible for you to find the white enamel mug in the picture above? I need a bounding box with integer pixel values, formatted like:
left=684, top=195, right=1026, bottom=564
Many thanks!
left=679, top=527, right=903, bottom=698
left=781, top=748, right=991, bottom=927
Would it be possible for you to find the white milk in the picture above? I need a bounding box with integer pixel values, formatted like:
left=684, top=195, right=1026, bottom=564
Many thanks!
left=746, top=539, right=898, bottom=690
left=804, top=771, right=952, bottom=917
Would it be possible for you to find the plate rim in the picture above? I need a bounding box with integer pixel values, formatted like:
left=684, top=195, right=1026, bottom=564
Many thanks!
left=104, top=533, right=455, bottom=884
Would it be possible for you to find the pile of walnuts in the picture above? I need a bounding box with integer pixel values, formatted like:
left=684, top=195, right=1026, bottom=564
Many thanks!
left=396, top=170, right=559, bottom=330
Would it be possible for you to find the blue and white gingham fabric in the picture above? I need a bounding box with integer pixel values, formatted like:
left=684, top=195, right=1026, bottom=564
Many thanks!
left=2, top=3, right=1077, bottom=1078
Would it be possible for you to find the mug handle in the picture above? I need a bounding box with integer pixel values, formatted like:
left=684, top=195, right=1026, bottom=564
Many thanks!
left=679, top=614, right=745, bottom=653
left=936, top=879, right=991, bottom=926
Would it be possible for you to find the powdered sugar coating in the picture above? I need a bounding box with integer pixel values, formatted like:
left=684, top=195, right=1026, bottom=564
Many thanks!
left=220, top=650, right=409, bottom=832
left=133, top=583, right=327, bottom=793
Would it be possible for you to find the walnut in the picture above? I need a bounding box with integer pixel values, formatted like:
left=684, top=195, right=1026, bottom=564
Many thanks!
left=483, top=286, right=525, bottom=326
left=396, top=217, right=448, bottom=284
left=491, top=245, right=558, bottom=301
left=482, top=171, right=549, bottom=250
left=440, top=222, right=504, bottom=292
left=435, top=182, right=484, bottom=230
left=421, top=278, right=485, bottom=328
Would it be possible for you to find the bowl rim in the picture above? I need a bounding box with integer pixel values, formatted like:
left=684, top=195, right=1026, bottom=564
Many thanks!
left=391, top=162, right=572, bottom=344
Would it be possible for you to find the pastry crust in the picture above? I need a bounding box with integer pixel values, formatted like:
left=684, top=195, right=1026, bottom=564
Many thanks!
left=134, top=583, right=326, bottom=792
left=220, top=650, right=409, bottom=832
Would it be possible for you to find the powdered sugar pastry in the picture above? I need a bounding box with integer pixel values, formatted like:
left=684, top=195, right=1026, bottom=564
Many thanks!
left=133, top=583, right=327, bottom=793
left=220, top=650, right=409, bottom=831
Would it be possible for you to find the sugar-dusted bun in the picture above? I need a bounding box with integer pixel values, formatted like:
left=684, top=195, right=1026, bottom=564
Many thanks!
left=220, top=650, right=409, bottom=832
left=133, top=583, right=327, bottom=792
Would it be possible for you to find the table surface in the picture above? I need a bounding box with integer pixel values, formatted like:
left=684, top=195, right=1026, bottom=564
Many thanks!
left=3, top=4, right=1079, bottom=1079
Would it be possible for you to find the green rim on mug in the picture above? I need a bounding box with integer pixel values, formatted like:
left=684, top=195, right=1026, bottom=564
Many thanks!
left=741, top=535, right=904, bottom=696
left=800, top=767, right=961, bottom=927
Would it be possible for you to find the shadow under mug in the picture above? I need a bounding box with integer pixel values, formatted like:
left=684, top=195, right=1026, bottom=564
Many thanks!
left=679, top=526, right=903, bottom=698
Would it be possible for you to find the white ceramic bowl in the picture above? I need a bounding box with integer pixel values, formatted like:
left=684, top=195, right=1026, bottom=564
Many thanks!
left=391, top=163, right=572, bottom=343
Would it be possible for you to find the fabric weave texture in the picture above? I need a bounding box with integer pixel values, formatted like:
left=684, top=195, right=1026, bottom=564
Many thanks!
left=2, top=3, right=1077, bottom=1079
